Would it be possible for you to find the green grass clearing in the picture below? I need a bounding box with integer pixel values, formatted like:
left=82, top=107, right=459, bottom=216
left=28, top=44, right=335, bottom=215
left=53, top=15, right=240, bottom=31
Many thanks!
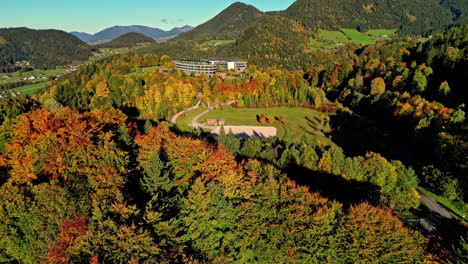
left=200, top=40, right=235, bottom=50
left=0, top=68, right=66, bottom=84
left=177, top=106, right=209, bottom=126
left=318, top=30, right=350, bottom=42
left=125, top=66, right=159, bottom=77
left=366, top=29, right=398, bottom=37
left=12, top=81, right=50, bottom=95
left=341, top=29, right=372, bottom=44
left=310, top=28, right=397, bottom=51
left=198, top=106, right=333, bottom=143
left=418, top=187, right=467, bottom=223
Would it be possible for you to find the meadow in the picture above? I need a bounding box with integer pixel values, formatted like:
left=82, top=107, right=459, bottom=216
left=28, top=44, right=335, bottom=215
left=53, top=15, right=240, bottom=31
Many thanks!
left=200, top=40, right=235, bottom=50
left=12, top=81, right=50, bottom=95
left=309, top=28, right=397, bottom=51
left=197, top=106, right=332, bottom=143
left=0, top=68, right=65, bottom=84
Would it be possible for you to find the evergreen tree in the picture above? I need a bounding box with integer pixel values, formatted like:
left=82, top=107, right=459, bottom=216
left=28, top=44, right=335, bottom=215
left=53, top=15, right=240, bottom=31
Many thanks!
left=139, top=151, right=172, bottom=196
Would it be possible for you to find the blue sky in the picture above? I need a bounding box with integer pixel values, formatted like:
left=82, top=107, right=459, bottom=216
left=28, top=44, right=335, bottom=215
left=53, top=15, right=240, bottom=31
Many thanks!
left=0, top=0, right=296, bottom=34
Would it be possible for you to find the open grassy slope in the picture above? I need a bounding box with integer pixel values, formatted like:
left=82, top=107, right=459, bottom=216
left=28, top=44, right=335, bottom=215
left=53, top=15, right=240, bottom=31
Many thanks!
left=197, top=106, right=333, bottom=143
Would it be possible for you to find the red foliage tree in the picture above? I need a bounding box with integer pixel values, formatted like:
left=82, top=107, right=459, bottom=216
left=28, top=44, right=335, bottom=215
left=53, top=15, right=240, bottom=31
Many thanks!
left=44, top=216, right=88, bottom=264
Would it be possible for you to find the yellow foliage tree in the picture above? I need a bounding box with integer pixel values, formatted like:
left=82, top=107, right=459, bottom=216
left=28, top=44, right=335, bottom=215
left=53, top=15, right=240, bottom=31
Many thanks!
left=96, top=81, right=110, bottom=98
left=370, top=77, right=386, bottom=96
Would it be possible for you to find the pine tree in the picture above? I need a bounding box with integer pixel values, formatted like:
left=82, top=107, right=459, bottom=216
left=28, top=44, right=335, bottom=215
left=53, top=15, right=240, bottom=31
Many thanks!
left=144, top=119, right=153, bottom=134
left=139, top=152, right=172, bottom=196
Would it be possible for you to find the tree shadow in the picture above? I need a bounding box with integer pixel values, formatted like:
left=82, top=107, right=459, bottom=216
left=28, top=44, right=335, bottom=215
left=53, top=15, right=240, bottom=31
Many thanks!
left=287, top=164, right=381, bottom=207
left=328, top=112, right=405, bottom=159
left=120, top=105, right=140, bottom=120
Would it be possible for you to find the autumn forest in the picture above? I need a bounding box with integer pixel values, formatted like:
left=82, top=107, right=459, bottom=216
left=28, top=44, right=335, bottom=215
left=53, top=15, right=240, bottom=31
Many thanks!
left=0, top=0, right=467, bottom=263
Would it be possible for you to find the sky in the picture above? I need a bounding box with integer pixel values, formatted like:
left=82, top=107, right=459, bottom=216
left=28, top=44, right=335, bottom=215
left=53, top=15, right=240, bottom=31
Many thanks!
left=0, top=0, right=296, bottom=34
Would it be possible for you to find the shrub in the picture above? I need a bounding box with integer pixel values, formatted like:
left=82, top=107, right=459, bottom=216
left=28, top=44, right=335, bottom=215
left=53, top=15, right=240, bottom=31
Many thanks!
left=258, top=114, right=266, bottom=123
left=267, top=115, right=274, bottom=123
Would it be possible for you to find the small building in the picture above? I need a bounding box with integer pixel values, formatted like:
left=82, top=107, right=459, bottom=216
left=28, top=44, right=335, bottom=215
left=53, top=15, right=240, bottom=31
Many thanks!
left=218, top=119, right=225, bottom=126
left=206, top=119, right=218, bottom=126
left=157, top=67, right=172, bottom=74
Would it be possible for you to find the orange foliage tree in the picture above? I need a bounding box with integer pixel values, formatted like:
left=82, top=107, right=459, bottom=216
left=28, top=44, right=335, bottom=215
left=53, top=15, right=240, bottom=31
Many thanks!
left=336, top=203, right=425, bottom=263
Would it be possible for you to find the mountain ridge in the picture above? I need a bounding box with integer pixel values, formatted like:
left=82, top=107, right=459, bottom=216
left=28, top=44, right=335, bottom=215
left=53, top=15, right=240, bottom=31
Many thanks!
left=96, top=32, right=156, bottom=48
left=282, top=0, right=467, bottom=35
left=71, top=25, right=194, bottom=44
left=174, top=2, right=264, bottom=41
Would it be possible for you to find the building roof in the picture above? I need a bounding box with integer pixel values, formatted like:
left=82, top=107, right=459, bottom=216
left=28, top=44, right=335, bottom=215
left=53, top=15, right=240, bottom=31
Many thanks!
left=206, top=57, right=236, bottom=62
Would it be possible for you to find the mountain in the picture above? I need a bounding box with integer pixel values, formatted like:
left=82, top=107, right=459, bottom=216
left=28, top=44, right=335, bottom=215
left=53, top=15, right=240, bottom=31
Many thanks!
left=79, top=25, right=193, bottom=45
left=282, top=0, right=466, bottom=35
left=168, top=25, right=194, bottom=35
left=174, top=2, right=264, bottom=40
left=144, top=0, right=468, bottom=70
left=70, top=31, right=93, bottom=42
left=0, top=27, right=94, bottom=72
left=96, top=32, right=155, bottom=48
left=155, top=25, right=195, bottom=42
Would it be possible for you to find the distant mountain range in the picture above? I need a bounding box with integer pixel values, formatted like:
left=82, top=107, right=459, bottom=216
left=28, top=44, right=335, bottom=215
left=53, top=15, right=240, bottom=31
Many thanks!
left=96, top=32, right=155, bottom=48
left=71, top=25, right=193, bottom=45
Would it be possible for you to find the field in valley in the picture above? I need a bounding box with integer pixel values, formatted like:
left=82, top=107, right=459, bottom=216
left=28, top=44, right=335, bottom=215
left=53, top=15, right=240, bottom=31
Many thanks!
left=309, top=28, right=397, bottom=51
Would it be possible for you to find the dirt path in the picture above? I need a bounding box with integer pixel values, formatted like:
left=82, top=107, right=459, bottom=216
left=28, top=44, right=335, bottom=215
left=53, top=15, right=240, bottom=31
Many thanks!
left=191, top=108, right=212, bottom=128
left=170, top=100, right=201, bottom=124
left=187, top=101, right=276, bottom=138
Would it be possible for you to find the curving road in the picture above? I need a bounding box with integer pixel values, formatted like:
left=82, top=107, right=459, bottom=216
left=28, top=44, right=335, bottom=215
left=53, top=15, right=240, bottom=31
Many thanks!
left=417, top=189, right=453, bottom=231
left=190, top=108, right=212, bottom=129
left=170, top=100, right=201, bottom=124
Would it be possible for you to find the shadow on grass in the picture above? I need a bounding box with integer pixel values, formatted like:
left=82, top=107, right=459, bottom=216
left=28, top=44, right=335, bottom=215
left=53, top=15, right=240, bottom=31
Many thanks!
left=328, top=112, right=400, bottom=158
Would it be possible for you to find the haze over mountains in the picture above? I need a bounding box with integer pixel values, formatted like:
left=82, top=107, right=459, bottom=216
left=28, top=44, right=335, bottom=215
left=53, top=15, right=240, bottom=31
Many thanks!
left=71, top=25, right=193, bottom=44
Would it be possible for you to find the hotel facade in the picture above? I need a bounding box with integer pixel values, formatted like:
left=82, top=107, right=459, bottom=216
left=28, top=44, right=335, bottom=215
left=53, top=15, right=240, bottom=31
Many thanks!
left=175, top=58, right=248, bottom=75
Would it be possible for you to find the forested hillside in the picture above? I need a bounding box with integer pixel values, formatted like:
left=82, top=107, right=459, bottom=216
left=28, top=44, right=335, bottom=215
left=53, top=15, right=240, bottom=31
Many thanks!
left=0, top=1, right=467, bottom=262
left=175, top=2, right=264, bottom=40
left=283, top=0, right=465, bottom=35
left=221, top=16, right=316, bottom=70
left=0, top=28, right=94, bottom=72
left=0, top=24, right=466, bottom=262
left=0, top=105, right=426, bottom=263
left=96, top=32, right=155, bottom=48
